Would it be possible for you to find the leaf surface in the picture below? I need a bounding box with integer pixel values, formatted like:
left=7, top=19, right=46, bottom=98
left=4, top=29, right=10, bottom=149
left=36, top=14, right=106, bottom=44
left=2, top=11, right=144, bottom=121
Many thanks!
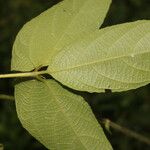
left=15, top=80, right=112, bottom=150
left=48, top=20, right=150, bottom=92
left=11, top=0, right=111, bottom=71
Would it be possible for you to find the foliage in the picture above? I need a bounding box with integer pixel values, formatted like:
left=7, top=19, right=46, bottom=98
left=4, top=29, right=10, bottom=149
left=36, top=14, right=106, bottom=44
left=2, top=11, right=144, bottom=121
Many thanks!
left=0, top=0, right=150, bottom=150
left=10, top=0, right=150, bottom=149
left=15, top=80, right=112, bottom=150
left=49, top=21, right=150, bottom=92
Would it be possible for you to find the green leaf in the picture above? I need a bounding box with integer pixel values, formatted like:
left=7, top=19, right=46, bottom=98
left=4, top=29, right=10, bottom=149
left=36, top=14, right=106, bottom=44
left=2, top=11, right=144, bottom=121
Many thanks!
left=48, top=20, right=150, bottom=93
left=11, top=0, right=111, bottom=72
left=15, top=80, right=112, bottom=150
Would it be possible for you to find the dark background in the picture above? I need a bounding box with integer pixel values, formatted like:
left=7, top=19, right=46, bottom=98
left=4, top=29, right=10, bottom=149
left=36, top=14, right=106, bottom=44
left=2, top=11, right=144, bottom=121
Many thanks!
left=0, top=0, right=150, bottom=149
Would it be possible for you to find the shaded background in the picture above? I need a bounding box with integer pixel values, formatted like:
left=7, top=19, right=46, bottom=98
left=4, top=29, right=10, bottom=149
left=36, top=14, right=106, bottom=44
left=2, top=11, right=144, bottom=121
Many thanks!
left=0, top=0, right=150, bottom=149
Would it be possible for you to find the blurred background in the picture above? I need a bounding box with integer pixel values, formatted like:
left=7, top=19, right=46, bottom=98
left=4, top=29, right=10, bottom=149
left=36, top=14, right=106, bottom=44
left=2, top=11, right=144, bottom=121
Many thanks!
left=0, top=0, right=150, bottom=149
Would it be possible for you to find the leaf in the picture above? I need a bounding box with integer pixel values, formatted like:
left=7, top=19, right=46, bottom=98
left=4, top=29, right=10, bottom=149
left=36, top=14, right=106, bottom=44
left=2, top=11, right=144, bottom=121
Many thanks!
left=15, top=79, right=112, bottom=150
left=11, top=0, right=111, bottom=72
left=48, top=20, right=150, bottom=93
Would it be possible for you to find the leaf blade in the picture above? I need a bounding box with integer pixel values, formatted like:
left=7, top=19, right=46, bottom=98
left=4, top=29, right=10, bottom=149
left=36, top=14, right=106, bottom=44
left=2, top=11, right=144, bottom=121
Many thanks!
left=11, top=0, right=111, bottom=71
left=48, top=20, right=150, bottom=92
left=15, top=80, right=112, bottom=150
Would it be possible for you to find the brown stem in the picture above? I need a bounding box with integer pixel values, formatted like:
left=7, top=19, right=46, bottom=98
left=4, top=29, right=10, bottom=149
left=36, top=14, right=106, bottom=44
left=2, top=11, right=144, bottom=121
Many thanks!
left=102, top=119, right=150, bottom=146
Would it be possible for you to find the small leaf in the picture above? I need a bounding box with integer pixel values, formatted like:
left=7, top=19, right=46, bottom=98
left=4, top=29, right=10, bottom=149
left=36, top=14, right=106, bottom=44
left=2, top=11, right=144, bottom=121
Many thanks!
left=11, top=0, right=111, bottom=72
left=48, top=20, right=150, bottom=93
left=15, top=80, right=112, bottom=150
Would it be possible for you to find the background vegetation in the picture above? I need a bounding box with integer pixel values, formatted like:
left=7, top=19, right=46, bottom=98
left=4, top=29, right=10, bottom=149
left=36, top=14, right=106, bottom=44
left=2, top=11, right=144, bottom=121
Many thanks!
left=0, top=0, right=150, bottom=149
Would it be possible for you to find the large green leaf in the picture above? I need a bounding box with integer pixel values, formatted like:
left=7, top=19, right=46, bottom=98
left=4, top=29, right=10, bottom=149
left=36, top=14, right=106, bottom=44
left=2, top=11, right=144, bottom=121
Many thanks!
left=48, top=20, right=150, bottom=93
left=15, top=80, right=112, bottom=150
left=11, top=0, right=111, bottom=72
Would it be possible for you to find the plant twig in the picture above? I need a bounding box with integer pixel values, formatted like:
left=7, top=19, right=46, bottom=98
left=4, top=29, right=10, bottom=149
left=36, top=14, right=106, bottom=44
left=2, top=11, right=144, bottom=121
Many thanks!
left=102, top=119, right=150, bottom=146
left=0, top=70, right=47, bottom=79
left=0, top=94, right=15, bottom=101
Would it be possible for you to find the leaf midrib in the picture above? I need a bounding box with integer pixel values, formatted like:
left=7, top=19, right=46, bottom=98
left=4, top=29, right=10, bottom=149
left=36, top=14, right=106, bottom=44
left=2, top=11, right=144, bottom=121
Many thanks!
left=50, top=50, right=150, bottom=73
left=44, top=81, right=89, bottom=149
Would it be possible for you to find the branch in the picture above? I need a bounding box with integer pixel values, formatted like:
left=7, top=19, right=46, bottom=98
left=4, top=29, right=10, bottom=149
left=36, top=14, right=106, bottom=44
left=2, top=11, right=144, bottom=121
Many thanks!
left=0, top=70, right=47, bottom=79
left=0, top=94, right=15, bottom=101
left=102, top=119, right=150, bottom=146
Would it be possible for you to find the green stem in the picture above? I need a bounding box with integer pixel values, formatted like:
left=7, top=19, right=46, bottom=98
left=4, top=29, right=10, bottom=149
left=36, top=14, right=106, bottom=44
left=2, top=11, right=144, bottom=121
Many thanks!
left=0, top=94, right=14, bottom=101
left=0, top=70, right=47, bottom=79
left=102, top=119, right=150, bottom=146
